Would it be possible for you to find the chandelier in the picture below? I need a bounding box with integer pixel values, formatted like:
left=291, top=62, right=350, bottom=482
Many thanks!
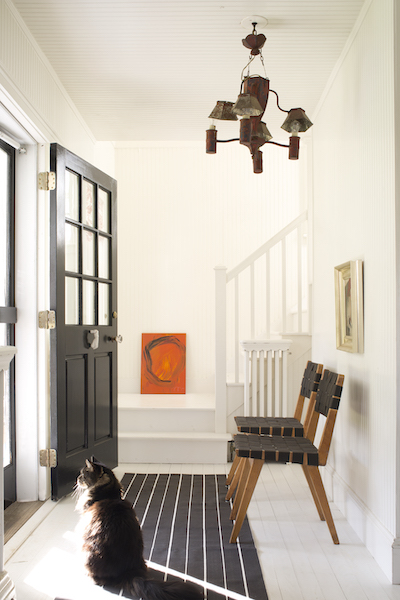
left=206, top=17, right=313, bottom=174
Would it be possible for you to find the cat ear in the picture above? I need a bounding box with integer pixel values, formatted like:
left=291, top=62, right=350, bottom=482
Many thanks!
left=85, top=459, right=94, bottom=470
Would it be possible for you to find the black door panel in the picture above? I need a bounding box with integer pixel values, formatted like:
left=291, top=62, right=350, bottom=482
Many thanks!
left=50, top=144, right=118, bottom=500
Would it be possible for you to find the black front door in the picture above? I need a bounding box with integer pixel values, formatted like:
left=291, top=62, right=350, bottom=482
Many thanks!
left=50, top=144, right=118, bottom=500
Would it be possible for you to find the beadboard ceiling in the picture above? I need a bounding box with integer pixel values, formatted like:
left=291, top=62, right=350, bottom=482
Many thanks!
left=11, top=0, right=365, bottom=142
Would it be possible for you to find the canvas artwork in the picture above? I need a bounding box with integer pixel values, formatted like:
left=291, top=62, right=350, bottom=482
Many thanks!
left=141, top=333, right=186, bottom=394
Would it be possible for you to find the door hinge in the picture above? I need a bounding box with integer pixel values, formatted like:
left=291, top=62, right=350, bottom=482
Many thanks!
left=38, top=171, right=56, bottom=191
left=39, top=449, right=57, bottom=468
left=38, top=310, right=56, bottom=329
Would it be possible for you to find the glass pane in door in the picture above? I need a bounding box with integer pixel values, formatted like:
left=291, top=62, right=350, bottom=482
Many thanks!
left=82, top=180, right=95, bottom=227
left=82, top=230, right=96, bottom=276
left=98, top=188, right=110, bottom=233
left=65, top=277, right=80, bottom=325
left=65, top=223, right=80, bottom=273
left=98, top=235, right=109, bottom=279
left=82, top=279, right=96, bottom=325
left=65, top=170, right=80, bottom=221
left=98, top=282, right=110, bottom=325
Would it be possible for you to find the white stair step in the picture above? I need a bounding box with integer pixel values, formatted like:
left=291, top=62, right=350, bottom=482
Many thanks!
left=118, top=432, right=232, bottom=464
left=118, top=393, right=215, bottom=433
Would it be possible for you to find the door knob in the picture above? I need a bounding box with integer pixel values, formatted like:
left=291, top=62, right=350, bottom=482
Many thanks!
left=108, top=335, right=123, bottom=343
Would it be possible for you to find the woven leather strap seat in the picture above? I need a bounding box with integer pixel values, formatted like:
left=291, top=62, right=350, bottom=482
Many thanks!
left=234, top=432, right=320, bottom=464
left=234, top=416, right=305, bottom=436
left=234, top=359, right=323, bottom=437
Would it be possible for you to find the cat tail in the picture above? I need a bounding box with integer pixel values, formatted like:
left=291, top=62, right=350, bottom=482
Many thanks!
left=126, top=577, right=204, bottom=600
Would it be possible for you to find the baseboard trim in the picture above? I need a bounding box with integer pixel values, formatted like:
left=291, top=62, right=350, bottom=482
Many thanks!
left=0, top=571, right=15, bottom=600
left=323, top=465, right=396, bottom=583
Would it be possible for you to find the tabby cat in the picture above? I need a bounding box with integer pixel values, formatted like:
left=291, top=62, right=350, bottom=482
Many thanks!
left=75, top=458, right=203, bottom=600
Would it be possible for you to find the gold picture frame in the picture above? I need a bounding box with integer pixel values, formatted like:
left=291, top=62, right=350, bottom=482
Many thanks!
left=334, top=260, right=364, bottom=353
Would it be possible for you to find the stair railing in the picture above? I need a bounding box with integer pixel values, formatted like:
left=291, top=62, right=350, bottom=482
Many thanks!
left=215, top=211, right=310, bottom=433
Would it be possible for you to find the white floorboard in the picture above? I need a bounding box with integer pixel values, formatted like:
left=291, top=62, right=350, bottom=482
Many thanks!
left=4, top=462, right=400, bottom=600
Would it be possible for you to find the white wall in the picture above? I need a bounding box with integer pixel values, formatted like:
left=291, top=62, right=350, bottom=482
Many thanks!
left=115, top=141, right=306, bottom=394
left=312, top=0, right=397, bottom=581
left=0, top=0, right=115, bottom=175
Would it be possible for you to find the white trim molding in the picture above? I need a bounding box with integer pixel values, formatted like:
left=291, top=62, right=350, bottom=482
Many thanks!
left=0, top=346, right=17, bottom=600
left=323, top=464, right=395, bottom=583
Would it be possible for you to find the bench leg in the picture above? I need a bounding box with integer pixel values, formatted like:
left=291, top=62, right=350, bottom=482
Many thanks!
left=307, top=465, right=339, bottom=544
left=226, top=453, right=240, bottom=486
left=229, top=458, right=263, bottom=543
left=230, top=458, right=250, bottom=517
left=302, top=464, right=325, bottom=521
left=226, top=456, right=245, bottom=501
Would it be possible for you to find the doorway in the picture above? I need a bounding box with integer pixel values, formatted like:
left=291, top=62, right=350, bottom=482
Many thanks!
left=0, top=139, right=17, bottom=508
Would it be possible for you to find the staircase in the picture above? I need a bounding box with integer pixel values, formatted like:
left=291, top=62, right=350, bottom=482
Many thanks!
left=118, top=393, right=231, bottom=464
left=118, top=211, right=311, bottom=465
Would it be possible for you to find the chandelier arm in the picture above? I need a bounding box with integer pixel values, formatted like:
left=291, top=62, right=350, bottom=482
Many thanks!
left=269, top=89, right=290, bottom=114
left=217, top=138, right=240, bottom=143
left=265, top=140, right=290, bottom=148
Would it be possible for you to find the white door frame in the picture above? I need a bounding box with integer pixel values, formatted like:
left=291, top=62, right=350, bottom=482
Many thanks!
left=0, top=87, right=51, bottom=502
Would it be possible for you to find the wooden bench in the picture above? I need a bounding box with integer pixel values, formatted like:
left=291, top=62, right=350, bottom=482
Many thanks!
left=229, top=369, right=344, bottom=545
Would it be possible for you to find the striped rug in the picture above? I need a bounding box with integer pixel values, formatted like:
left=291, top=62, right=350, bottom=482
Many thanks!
left=120, top=473, right=268, bottom=600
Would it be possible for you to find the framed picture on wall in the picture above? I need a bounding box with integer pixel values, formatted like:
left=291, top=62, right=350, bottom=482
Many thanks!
left=334, top=260, right=364, bottom=353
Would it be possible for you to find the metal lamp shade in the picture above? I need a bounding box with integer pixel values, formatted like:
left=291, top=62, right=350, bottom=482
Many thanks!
left=281, top=108, right=313, bottom=133
left=232, top=93, right=263, bottom=117
left=255, top=122, right=272, bottom=142
left=208, top=101, right=238, bottom=121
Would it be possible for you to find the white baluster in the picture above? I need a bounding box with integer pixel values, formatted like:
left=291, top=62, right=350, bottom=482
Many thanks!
left=251, top=349, right=258, bottom=416
left=259, top=350, right=265, bottom=417
left=282, top=348, right=288, bottom=417
left=274, top=349, right=280, bottom=416
left=297, top=225, right=303, bottom=333
left=267, top=349, right=273, bottom=415
left=250, top=263, right=255, bottom=339
left=244, top=349, right=250, bottom=416
left=282, top=237, right=287, bottom=333
left=234, top=276, right=239, bottom=383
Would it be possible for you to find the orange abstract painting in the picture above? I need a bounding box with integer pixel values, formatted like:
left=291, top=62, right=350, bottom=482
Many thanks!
left=141, top=333, right=186, bottom=394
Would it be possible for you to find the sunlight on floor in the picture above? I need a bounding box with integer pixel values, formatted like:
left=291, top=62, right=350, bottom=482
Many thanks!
left=24, top=546, right=114, bottom=599
left=4, top=493, right=117, bottom=600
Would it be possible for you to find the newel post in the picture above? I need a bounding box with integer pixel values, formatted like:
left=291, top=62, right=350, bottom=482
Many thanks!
left=214, top=266, right=227, bottom=433
left=0, top=347, right=17, bottom=600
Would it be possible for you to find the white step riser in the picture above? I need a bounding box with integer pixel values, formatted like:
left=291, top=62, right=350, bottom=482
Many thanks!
left=118, top=407, right=214, bottom=434
left=119, top=434, right=231, bottom=464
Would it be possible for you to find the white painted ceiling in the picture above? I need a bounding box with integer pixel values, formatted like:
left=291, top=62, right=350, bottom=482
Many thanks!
left=11, top=0, right=365, bottom=142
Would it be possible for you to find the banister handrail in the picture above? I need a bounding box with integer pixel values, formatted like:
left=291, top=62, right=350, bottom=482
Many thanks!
left=215, top=210, right=310, bottom=434
left=226, top=210, right=308, bottom=282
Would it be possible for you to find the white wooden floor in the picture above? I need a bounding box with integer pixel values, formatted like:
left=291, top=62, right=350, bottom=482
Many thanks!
left=4, top=462, right=400, bottom=600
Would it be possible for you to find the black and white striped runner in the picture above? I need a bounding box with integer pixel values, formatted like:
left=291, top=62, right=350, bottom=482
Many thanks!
left=120, top=473, right=268, bottom=600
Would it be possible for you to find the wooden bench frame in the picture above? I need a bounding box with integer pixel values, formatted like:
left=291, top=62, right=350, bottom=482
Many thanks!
left=226, top=360, right=324, bottom=497
left=228, top=370, right=344, bottom=545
